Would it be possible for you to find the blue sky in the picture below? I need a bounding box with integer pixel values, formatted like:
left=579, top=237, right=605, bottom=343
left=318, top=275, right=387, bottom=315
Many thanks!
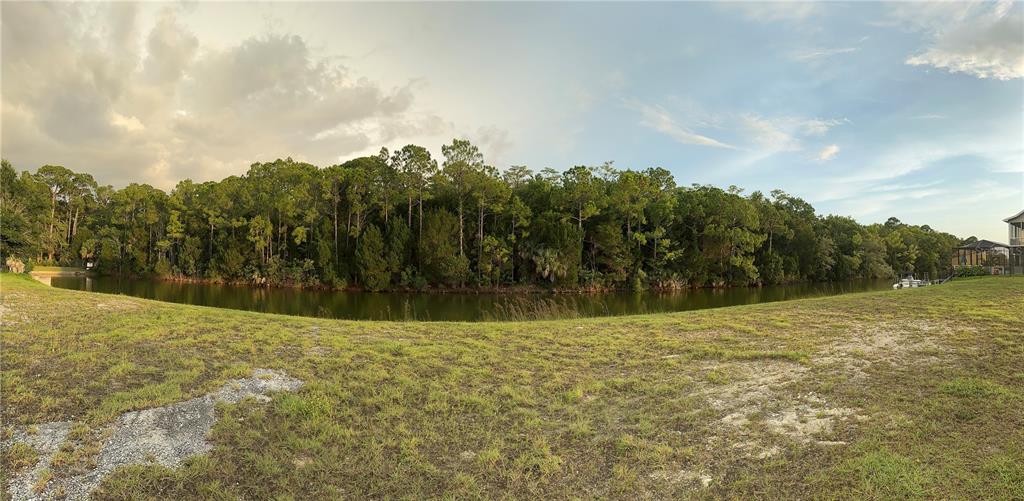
left=2, top=1, right=1021, bottom=241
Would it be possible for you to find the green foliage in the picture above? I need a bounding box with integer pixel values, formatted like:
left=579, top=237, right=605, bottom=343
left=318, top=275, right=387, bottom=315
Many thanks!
left=385, top=219, right=411, bottom=280
left=479, top=235, right=510, bottom=286
left=179, top=236, right=202, bottom=276
left=0, top=147, right=962, bottom=290
left=955, top=265, right=989, bottom=277
left=356, top=225, right=389, bottom=291
left=419, top=210, right=469, bottom=286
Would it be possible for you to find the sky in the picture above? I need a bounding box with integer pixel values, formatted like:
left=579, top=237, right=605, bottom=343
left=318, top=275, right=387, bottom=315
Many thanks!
left=2, top=1, right=1022, bottom=242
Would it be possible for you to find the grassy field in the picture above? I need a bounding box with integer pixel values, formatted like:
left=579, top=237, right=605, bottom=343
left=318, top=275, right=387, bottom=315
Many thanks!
left=2, top=273, right=1022, bottom=499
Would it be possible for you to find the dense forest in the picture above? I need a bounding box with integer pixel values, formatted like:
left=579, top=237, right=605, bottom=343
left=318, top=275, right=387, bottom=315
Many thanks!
left=1, top=140, right=963, bottom=290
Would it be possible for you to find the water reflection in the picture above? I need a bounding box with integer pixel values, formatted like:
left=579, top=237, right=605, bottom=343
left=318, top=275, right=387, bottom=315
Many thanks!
left=49, top=277, right=892, bottom=322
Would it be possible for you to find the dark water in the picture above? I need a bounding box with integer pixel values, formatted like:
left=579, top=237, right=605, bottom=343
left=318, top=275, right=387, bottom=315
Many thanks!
left=48, top=276, right=892, bottom=322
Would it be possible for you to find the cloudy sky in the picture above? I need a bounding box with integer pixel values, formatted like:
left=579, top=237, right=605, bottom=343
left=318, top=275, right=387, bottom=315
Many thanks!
left=2, top=1, right=1021, bottom=241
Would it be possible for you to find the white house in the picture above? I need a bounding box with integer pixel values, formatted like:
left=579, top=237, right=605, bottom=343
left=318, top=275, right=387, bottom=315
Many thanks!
left=1004, top=209, right=1024, bottom=275
left=1005, top=209, right=1024, bottom=247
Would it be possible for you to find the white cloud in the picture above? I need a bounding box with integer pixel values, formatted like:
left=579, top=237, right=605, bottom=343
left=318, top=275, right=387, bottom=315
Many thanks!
left=800, top=118, right=846, bottom=136
left=739, top=115, right=845, bottom=153
left=790, top=47, right=858, bottom=61
left=814, top=140, right=1022, bottom=216
left=900, top=1, right=1024, bottom=80
left=817, top=144, right=840, bottom=161
left=627, top=100, right=737, bottom=150
left=626, top=97, right=848, bottom=159
left=471, top=125, right=514, bottom=165
left=0, top=3, right=450, bottom=188
left=729, top=2, right=822, bottom=23
left=110, top=112, right=145, bottom=132
left=740, top=114, right=801, bottom=152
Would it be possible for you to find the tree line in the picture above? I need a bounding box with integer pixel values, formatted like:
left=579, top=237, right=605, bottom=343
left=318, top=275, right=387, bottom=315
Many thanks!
left=0, top=139, right=962, bottom=290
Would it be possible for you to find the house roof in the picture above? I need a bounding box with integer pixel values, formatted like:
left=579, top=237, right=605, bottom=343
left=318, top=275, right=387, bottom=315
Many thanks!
left=957, top=239, right=1010, bottom=250
left=1005, top=208, right=1024, bottom=223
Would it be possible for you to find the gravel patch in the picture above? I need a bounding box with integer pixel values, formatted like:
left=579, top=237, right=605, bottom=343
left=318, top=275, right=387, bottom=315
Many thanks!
left=2, top=422, right=73, bottom=501
left=3, top=369, right=303, bottom=501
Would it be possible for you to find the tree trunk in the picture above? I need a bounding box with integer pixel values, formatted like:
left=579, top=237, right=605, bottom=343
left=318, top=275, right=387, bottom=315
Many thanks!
left=346, top=209, right=352, bottom=249
left=458, top=198, right=464, bottom=257
left=47, top=192, right=56, bottom=260
left=209, top=221, right=215, bottom=264
left=417, top=194, right=424, bottom=267
left=333, top=200, right=339, bottom=266
left=478, top=206, right=485, bottom=280
left=510, top=219, right=516, bottom=284
left=282, top=224, right=288, bottom=259
left=407, top=194, right=413, bottom=228
left=418, top=193, right=424, bottom=242
left=66, top=207, right=73, bottom=247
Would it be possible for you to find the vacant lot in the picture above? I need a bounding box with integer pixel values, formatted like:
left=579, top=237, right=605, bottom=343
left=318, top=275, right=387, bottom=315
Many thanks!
left=2, top=274, right=1022, bottom=499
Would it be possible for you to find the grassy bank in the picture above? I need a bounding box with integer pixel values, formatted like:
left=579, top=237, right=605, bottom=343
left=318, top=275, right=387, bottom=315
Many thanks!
left=2, top=273, right=1022, bottom=499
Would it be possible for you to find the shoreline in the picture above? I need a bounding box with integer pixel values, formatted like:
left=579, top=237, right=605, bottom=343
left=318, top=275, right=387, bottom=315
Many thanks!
left=83, top=271, right=893, bottom=295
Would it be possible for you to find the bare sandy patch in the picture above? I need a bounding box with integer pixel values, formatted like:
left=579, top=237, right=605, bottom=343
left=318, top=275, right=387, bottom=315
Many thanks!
left=695, top=359, right=860, bottom=460
left=762, top=394, right=857, bottom=443
left=816, top=320, right=954, bottom=380
left=2, top=369, right=303, bottom=501
left=648, top=468, right=713, bottom=488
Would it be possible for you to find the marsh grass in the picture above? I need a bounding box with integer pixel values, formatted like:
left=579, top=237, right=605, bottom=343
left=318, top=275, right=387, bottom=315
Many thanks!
left=1, top=274, right=1022, bottom=499
left=484, top=296, right=592, bottom=321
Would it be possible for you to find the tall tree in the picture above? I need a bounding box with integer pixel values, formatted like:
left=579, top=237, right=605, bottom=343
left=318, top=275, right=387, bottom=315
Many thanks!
left=561, top=165, right=603, bottom=233
left=393, top=144, right=437, bottom=240
left=471, top=165, right=510, bottom=280
left=440, top=139, right=484, bottom=257
left=34, top=165, right=75, bottom=261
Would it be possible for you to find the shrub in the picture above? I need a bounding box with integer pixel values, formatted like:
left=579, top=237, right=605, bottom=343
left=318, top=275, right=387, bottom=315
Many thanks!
left=955, top=265, right=988, bottom=277
left=154, top=258, right=172, bottom=277
left=5, top=257, right=26, bottom=273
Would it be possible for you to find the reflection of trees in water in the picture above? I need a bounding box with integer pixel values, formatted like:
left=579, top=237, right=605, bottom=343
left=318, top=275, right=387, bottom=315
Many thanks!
left=485, top=295, right=615, bottom=321
left=50, top=277, right=892, bottom=321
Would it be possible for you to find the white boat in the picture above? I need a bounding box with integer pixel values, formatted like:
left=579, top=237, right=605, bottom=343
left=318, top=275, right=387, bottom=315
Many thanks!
left=892, top=275, right=929, bottom=289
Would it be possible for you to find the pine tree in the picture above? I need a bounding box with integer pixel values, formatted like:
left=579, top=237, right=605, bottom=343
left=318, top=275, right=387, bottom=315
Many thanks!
left=356, top=224, right=389, bottom=291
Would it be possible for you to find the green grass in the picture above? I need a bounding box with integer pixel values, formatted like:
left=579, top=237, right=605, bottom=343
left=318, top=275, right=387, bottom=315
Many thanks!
left=2, top=273, right=1023, bottom=499
left=1, top=442, right=38, bottom=474
left=841, top=449, right=934, bottom=499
